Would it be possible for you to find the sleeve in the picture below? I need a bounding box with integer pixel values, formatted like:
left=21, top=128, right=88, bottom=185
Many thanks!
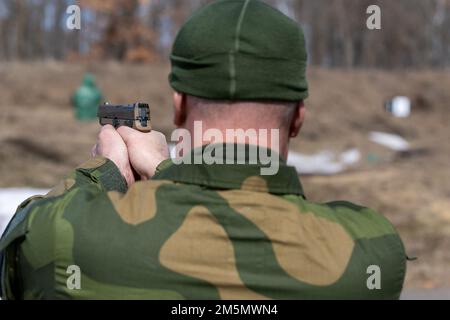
left=0, top=156, right=127, bottom=299
left=154, top=159, right=174, bottom=175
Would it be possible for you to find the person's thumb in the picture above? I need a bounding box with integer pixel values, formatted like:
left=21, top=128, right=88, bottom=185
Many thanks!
left=116, top=126, right=138, bottom=145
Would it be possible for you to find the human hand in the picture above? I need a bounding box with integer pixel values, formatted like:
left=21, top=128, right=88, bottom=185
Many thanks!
left=116, top=126, right=169, bottom=180
left=91, top=125, right=135, bottom=186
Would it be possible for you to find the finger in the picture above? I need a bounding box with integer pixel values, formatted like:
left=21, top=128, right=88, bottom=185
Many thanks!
left=102, top=124, right=116, bottom=131
left=122, top=164, right=136, bottom=187
left=91, top=144, right=98, bottom=157
left=99, top=124, right=123, bottom=144
left=149, top=130, right=167, bottom=142
left=116, top=126, right=139, bottom=144
left=99, top=124, right=118, bottom=137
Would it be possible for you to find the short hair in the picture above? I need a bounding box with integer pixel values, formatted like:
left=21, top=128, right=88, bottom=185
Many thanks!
left=186, top=95, right=298, bottom=125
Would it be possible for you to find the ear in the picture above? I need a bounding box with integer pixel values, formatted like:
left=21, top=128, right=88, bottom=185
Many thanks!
left=173, top=92, right=187, bottom=127
left=289, top=100, right=305, bottom=138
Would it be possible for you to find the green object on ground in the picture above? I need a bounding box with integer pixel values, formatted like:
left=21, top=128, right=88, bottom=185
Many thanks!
left=72, top=74, right=103, bottom=120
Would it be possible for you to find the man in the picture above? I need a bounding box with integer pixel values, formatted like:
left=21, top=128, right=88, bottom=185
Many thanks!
left=0, top=0, right=406, bottom=299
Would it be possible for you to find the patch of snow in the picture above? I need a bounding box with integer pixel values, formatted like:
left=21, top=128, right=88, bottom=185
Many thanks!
left=369, top=131, right=410, bottom=151
left=0, top=188, right=48, bottom=235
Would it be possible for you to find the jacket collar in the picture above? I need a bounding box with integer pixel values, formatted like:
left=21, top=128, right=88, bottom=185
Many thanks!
left=153, top=144, right=304, bottom=196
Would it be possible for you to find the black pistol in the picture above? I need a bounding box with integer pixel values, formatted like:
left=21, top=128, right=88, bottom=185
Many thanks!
left=97, top=102, right=151, bottom=132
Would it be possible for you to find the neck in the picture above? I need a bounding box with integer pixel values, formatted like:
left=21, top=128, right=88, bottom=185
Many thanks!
left=182, top=119, right=290, bottom=159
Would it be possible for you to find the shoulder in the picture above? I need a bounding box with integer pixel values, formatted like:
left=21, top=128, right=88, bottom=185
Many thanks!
left=0, top=185, right=83, bottom=261
left=282, top=196, right=406, bottom=274
left=0, top=195, right=48, bottom=298
left=283, top=196, right=401, bottom=240
left=0, top=195, right=46, bottom=251
left=282, top=196, right=406, bottom=298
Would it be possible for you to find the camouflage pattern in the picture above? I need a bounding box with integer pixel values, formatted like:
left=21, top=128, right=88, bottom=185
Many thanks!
left=0, top=144, right=406, bottom=299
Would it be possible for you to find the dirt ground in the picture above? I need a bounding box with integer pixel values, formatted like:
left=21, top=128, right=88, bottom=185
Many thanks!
left=0, top=62, right=449, bottom=289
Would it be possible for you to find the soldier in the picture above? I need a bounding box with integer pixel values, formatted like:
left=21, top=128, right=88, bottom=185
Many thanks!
left=0, top=0, right=406, bottom=299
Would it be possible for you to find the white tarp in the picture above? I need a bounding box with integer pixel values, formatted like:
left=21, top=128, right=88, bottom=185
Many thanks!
left=369, top=131, right=410, bottom=151
left=287, top=149, right=361, bottom=175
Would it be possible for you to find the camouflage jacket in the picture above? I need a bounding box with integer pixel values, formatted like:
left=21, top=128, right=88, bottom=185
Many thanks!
left=0, top=145, right=406, bottom=299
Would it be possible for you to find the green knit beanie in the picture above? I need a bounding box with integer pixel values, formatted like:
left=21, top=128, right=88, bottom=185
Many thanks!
left=169, top=0, right=308, bottom=102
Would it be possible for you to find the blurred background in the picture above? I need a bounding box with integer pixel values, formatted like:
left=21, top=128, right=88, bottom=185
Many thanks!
left=0, top=0, right=450, bottom=296
left=1, top=0, right=449, bottom=67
